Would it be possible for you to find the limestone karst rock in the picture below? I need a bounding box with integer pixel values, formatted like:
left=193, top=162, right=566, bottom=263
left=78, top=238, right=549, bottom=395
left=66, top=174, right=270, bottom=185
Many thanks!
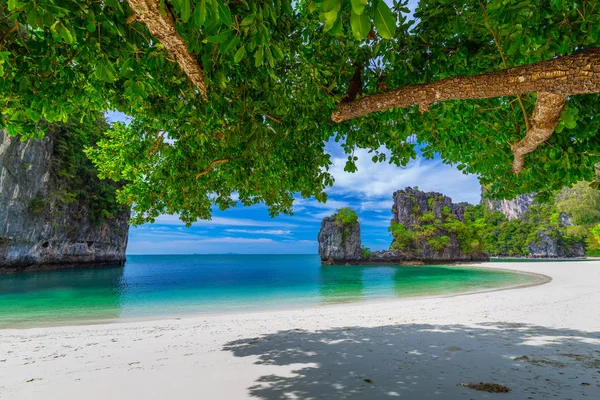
left=317, top=216, right=362, bottom=264
left=0, top=126, right=130, bottom=273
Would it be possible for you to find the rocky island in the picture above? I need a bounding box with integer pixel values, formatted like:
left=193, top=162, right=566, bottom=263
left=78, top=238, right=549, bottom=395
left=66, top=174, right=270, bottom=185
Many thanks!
left=318, top=186, right=590, bottom=265
left=0, top=121, right=130, bottom=273
left=318, top=188, right=489, bottom=265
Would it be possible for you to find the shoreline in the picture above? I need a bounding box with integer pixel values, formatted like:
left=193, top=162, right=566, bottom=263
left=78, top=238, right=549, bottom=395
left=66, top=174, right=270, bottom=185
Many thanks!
left=0, top=263, right=551, bottom=331
left=1, top=260, right=599, bottom=399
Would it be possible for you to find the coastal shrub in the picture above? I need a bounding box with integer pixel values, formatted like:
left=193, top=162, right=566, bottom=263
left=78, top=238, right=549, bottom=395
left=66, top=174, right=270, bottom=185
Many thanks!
left=334, top=207, right=358, bottom=228
left=421, top=212, right=435, bottom=224
left=28, top=197, right=46, bottom=214
left=591, top=224, right=600, bottom=244
left=361, top=247, right=372, bottom=259
left=389, top=222, right=415, bottom=250
left=428, top=235, right=451, bottom=251
left=442, top=206, right=451, bottom=219
left=427, top=198, right=435, bottom=210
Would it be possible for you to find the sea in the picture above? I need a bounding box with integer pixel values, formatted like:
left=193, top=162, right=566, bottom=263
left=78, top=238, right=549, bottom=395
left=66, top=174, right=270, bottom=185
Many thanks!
left=0, top=254, right=537, bottom=328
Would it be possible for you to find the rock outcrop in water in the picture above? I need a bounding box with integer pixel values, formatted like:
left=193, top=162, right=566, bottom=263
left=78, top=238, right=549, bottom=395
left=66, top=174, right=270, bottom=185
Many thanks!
left=379, top=188, right=489, bottom=263
left=0, top=124, right=130, bottom=273
left=318, top=215, right=362, bottom=264
left=317, top=188, right=489, bottom=265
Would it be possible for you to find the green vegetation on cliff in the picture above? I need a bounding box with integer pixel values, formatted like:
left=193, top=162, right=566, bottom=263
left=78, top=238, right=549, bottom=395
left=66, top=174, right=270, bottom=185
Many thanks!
left=390, top=185, right=600, bottom=257
left=31, top=118, right=124, bottom=224
left=389, top=207, right=482, bottom=254
left=334, top=207, right=359, bottom=245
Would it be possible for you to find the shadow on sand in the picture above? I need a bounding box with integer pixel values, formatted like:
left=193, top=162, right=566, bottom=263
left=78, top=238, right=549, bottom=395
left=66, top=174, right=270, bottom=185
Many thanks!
left=224, top=322, right=600, bottom=399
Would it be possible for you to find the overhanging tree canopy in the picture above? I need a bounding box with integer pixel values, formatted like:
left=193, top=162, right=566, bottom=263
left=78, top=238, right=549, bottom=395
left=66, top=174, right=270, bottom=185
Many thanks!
left=1, top=0, right=599, bottom=225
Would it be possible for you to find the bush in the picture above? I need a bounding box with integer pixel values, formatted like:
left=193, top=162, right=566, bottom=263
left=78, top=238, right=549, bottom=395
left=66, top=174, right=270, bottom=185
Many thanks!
left=361, top=247, right=372, bottom=259
left=334, top=207, right=358, bottom=227
left=389, top=222, right=414, bottom=250
left=28, top=197, right=46, bottom=214
left=421, top=212, right=436, bottom=224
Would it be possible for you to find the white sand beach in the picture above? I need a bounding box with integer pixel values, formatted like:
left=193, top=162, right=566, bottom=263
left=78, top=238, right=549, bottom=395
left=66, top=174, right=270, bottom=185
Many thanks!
left=1, top=261, right=599, bottom=399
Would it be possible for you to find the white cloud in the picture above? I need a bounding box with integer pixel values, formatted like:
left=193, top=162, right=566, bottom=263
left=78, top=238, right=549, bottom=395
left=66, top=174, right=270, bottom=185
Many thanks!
left=328, top=147, right=481, bottom=204
left=152, top=214, right=297, bottom=228
left=225, top=229, right=291, bottom=235
left=360, top=200, right=393, bottom=212
left=127, top=237, right=317, bottom=255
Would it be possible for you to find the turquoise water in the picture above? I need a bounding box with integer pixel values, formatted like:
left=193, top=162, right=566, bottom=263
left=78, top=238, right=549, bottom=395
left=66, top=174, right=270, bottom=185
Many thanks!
left=0, top=255, right=536, bottom=329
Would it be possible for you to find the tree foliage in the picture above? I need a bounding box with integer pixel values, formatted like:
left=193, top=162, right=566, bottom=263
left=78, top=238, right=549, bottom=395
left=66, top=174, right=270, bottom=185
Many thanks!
left=334, top=207, right=359, bottom=227
left=1, top=0, right=600, bottom=224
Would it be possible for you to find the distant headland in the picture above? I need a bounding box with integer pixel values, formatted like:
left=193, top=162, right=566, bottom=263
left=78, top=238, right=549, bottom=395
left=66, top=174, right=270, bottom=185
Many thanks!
left=318, top=187, right=590, bottom=265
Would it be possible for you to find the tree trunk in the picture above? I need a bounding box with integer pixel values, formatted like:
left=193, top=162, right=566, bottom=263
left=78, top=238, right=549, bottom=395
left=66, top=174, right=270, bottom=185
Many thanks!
left=331, top=48, right=600, bottom=122
left=126, top=0, right=207, bottom=100
left=511, top=93, right=566, bottom=174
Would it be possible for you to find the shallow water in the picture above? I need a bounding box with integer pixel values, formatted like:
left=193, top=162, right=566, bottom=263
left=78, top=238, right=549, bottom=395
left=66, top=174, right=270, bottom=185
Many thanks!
left=0, top=255, right=537, bottom=328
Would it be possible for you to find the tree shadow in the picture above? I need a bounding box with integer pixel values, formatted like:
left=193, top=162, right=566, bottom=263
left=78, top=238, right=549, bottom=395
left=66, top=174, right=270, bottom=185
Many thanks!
left=224, top=322, right=600, bottom=399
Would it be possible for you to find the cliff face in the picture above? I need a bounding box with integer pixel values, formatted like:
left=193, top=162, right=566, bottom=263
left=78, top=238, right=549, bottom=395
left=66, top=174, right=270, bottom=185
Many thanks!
left=527, top=230, right=585, bottom=258
left=482, top=190, right=585, bottom=258
left=483, top=193, right=535, bottom=220
left=317, top=216, right=362, bottom=264
left=0, top=128, right=129, bottom=273
left=386, top=188, right=489, bottom=263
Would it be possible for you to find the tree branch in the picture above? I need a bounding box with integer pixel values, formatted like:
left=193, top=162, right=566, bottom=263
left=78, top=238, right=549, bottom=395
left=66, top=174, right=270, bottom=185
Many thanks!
left=126, top=0, right=207, bottom=101
left=511, top=92, right=567, bottom=174
left=196, top=158, right=230, bottom=179
left=331, top=47, right=600, bottom=122
left=264, top=113, right=282, bottom=124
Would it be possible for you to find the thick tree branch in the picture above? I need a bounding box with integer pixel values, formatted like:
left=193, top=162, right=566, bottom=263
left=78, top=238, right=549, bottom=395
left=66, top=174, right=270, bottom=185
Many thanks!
left=511, top=92, right=567, bottom=174
left=331, top=47, right=600, bottom=122
left=196, top=158, right=230, bottom=179
left=126, top=0, right=207, bottom=100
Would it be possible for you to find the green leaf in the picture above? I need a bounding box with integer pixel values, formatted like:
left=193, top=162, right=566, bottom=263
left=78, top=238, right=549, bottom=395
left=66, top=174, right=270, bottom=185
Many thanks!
left=206, top=29, right=234, bottom=43
left=350, top=10, right=371, bottom=40
left=351, top=0, right=367, bottom=15
left=240, top=13, right=255, bottom=26
left=60, top=23, right=75, bottom=44
left=373, top=0, right=396, bottom=39
left=254, top=45, right=264, bottom=67
left=180, top=0, right=191, bottom=23
left=95, top=56, right=117, bottom=82
left=220, top=35, right=240, bottom=54
left=233, top=45, right=246, bottom=63
left=320, top=8, right=339, bottom=32
left=215, top=0, right=233, bottom=26
left=322, top=0, right=342, bottom=12
left=329, top=13, right=343, bottom=36
left=194, top=0, right=207, bottom=26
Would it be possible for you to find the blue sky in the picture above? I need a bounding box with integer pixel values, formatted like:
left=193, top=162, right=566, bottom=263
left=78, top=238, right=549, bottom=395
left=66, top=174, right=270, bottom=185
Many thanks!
left=108, top=0, right=481, bottom=255
left=106, top=112, right=482, bottom=255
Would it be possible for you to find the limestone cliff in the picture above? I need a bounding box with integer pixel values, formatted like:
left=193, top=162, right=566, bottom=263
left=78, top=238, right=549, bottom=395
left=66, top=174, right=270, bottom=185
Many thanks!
left=318, top=216, right=362, bottom=264
left=383, top=188, right=489, bottom=263
left=0, top=124, right=130, bottom=273
left=482, top=193, right=535, bottom=220
left=482, top=190, right=585, bottom=258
